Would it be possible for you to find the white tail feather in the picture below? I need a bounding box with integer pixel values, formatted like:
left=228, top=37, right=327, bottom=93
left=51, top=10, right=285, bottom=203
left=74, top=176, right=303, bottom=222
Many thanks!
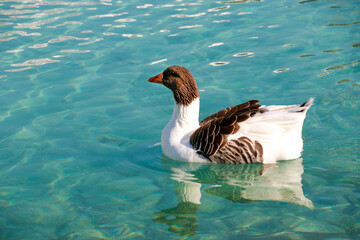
left=231, top=98, right=314, bottom=163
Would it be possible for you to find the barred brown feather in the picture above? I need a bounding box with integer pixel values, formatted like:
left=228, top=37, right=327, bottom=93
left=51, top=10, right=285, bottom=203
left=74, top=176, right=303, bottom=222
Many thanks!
left=189, top=100, right=264, bottom=164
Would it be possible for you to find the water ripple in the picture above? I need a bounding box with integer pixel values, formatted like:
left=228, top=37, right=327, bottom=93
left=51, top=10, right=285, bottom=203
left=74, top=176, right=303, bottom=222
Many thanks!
left=283, top=44, right=293, bottom=47
left=26, top=8, right=77, bottom=18
left=34, top=1, right=99, bottom=6
left=0, top=30, right=41, bottom=37
left=0, top=9, right=39, bottom=15
left=299, top=54, right=316, bottom=58
left=47, top=21, right=83, bottom=28
left=6, top=49, right=24, bottom=53
left=323, top=49, right=342, bottom=53
left=150, top=59, right=168, bottom=65
left=78, top=38, right=103, bottom=45
left=217, top=0, right=262, bottom=4
left=91, top=12, right=127, bottom=18
left=48, top=36, right=89, bottom=43
left=29, top=43, right=48, bottom=49
left=336, top=79, right=352, bottom=84
left=60, top=49, right=91, bottom=53
left=219, top=12, right=232, bottom=16
left=233, top=52, right=254, bottom=57
left=156, top=4, right=176, bottom=8
left=171, top=13, right=206, bottom=18
left=327, top=21, right=360, bottom=27
left=324, top=60, right=359, bottom=72
left=273, top=68, right=290, bottom=73
left=213, top=20, right=230, bottom=23
left=178, top=25, right=203, bottom=29
left=208, top=42, right=224, bottom=47
left=298, top=0, right=319, bottom=4
left=208, top=6, right=230, bottom=12
left=103, top=32, right=119, bottom=36
left=5, top=67, right=32, bottom=72
left=115, top=18, right=136, bottom=23
left=122, top=34, right=143, bottom=38
left=210, top=61, right=230, bottom=66
left=0, top=36, right=16, bottom=42
left=180, top=2, right=202, bottom=6
left=11, top=58, right=60, bottom=67
left=318, top=72, right=329, bottom=77
left=9, top=4, right=38, bottom=8
left=136, top=4, right=153, bottom=9
left=0, top=22, right=14, bottom=26
left=14, top=12, right=82, bottom=29
left=238, top=11, right=253, bottom=15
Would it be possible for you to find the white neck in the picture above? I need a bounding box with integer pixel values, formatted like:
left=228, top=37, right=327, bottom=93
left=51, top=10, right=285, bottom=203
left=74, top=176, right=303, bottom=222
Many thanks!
left=161, top=98, right=203, bottom=162
left=171, top=98, right=200, bottom=129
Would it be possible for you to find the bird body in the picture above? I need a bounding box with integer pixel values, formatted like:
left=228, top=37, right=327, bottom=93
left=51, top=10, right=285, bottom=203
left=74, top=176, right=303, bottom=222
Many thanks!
left=149, top=66, right=313, bottom=164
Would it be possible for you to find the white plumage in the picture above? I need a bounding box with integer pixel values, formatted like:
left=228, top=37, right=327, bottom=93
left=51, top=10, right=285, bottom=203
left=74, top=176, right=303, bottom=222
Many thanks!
left=230, top=98, right=314, bottom=163
left=149, top=65, right=314, bottom=164
left=161, top=97, right=313, bottom=164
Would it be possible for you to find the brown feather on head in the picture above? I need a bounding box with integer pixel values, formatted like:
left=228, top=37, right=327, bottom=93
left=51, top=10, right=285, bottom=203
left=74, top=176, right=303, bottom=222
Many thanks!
left=161, top=66, right=200, bottom=105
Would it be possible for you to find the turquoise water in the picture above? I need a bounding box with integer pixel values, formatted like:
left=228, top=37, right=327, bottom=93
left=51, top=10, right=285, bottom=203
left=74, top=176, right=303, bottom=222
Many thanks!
left=0, top=0, right=359, bottom=239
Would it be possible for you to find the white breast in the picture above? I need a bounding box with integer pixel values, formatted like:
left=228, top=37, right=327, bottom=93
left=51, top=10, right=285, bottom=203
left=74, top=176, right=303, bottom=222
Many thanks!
left=161, top=98, right=208, bottom=163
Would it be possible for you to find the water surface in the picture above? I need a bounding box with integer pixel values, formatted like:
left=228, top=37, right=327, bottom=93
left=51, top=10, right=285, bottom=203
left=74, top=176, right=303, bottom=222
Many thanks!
left=0, top=0, right=359, bottom=239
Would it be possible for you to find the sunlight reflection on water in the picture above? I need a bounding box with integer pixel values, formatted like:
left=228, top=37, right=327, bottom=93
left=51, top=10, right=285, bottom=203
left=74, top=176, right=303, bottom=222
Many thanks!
left=0, top=0, right=359, bottom=239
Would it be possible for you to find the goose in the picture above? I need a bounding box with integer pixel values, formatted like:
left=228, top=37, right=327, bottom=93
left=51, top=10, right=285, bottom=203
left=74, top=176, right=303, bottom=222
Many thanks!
left=148, top=65, right=313, bottom=164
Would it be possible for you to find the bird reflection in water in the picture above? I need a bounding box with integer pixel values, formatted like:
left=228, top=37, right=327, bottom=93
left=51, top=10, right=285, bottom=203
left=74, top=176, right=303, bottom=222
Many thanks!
left=153, top=158, right=313, bottom=236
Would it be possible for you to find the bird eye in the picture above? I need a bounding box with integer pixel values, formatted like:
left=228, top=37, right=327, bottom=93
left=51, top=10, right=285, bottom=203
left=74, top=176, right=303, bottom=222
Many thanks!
left=171, top=71, right=179, bottom=78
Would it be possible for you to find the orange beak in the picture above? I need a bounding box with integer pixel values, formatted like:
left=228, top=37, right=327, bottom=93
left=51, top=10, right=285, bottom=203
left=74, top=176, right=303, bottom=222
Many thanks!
left=148, top=72, right=163, bottom=84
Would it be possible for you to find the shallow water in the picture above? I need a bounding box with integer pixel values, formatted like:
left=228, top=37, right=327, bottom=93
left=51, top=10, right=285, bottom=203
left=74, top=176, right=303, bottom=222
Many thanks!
left=0, top=0, right=359, bottom=239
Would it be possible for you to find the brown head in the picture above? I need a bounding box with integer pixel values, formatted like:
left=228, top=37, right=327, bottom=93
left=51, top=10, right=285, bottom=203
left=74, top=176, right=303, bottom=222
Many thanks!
left=148, top=65, right=199, bottom=106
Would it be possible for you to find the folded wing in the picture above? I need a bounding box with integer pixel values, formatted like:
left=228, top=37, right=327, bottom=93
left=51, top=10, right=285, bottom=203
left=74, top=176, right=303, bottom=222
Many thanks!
left=189, top=100, right=264, bottom=164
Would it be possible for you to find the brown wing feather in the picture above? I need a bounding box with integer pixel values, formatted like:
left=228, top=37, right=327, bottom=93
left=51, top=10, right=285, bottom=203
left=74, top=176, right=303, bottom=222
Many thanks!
left=208, top=137, right=264, bottom=164
left=189, top=100, right=264, bottom=163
